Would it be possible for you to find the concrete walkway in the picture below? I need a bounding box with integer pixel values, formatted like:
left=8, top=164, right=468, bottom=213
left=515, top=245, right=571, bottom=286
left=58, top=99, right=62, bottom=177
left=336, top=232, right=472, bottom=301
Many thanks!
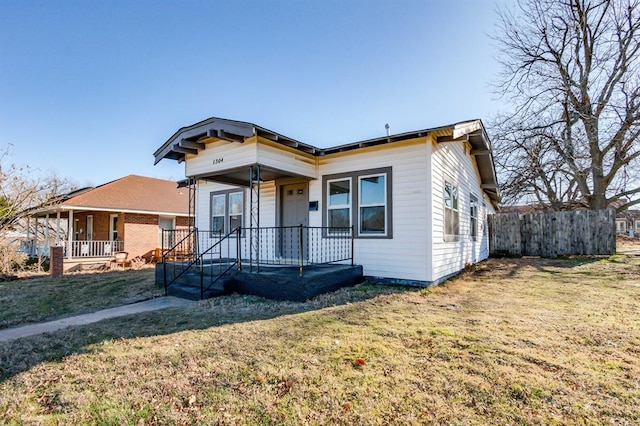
left=0, top=296, right=196, bottom=343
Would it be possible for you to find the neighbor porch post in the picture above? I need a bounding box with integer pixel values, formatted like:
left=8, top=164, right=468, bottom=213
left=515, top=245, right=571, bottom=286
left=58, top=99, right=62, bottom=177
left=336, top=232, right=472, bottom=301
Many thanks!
left=44, top=214, right=50, bottom=253
left=67, top=209, right=74, bottom=259
left=55, top=211, right=61, bottom=245
left=26, top=216, right=31, bottom=255
left=33, top=216, right=39, bottom=256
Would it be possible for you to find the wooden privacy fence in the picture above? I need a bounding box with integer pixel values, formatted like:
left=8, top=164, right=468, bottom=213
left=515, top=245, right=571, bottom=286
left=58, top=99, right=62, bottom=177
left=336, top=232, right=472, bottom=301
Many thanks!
left=488, top=209, right=616, bottom=257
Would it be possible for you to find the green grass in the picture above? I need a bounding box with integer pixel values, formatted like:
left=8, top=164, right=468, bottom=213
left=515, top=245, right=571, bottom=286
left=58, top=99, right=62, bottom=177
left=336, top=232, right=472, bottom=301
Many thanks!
left=0, top=267, right=162, bottom=329
left=1, top=256, right=639, bottom=424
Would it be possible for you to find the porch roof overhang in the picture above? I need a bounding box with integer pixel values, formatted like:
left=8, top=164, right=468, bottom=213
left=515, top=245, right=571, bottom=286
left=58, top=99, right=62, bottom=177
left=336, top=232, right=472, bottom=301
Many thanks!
left=153, top=117, right=318, bottom=165
left=434, top=120, right=501, bottom=205
left=155, top=117, right=501, bottom=205
left=28, top=205, right=189, bottom=218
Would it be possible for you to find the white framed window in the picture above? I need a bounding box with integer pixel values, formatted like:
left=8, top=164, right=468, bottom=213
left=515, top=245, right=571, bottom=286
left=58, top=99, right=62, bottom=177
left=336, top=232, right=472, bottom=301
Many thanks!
left=210, top=190, right=244, bottom=236
left=444, top=180, right=459, bottom=241
left=358, top=174, right=387, bottom=236
left=470, top=194, right=478, bottom=241
left=327, top=178, right=351, bottom=231
left=636, top=220, right=640, bottom=231
left=211, top=194, right=226, bottom=234
left=229, top=192, right=243, bottom=232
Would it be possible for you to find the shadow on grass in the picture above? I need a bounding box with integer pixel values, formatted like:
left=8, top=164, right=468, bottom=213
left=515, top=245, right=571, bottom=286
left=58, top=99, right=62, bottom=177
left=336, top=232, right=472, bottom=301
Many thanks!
left=0, top=268, right=162, bottom=331
left=478, top=255, right=605, bottom=279
left=0, top=282, right=412, bottom=383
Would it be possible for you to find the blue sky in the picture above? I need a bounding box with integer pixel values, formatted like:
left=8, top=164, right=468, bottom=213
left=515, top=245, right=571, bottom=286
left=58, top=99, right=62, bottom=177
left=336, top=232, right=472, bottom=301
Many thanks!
left=0, top=0, right=512, bottom=187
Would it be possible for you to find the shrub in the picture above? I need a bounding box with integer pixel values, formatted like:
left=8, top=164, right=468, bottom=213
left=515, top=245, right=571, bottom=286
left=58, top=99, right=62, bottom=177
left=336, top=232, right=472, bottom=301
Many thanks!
left=0, top=239, right=28, bottom=274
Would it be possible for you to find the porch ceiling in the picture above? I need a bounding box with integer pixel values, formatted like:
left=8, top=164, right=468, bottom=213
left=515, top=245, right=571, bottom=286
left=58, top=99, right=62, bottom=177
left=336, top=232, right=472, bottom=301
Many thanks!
left=194, top=164, right=311, bottom=186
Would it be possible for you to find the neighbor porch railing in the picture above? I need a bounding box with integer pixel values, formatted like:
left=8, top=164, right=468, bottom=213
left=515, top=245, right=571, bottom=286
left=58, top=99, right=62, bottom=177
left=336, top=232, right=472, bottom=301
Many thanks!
left=18, top=240, right=124, bottom=258
left=160, top=226, right=354, bottom=299
left=68, top=240, right=124, bottom=258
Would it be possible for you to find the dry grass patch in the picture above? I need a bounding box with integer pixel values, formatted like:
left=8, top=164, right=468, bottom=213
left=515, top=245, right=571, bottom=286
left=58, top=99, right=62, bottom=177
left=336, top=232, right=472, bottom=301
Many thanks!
left=0, top=267, right=162, bottom=329
left=1, top=257, right=639, bottom=424
left=617, top=234, right=640, bottom=253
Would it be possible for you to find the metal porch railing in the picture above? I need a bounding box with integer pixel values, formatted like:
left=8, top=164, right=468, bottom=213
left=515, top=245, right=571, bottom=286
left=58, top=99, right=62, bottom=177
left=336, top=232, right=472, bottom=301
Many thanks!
left=160, top=226, right=354, bottom=300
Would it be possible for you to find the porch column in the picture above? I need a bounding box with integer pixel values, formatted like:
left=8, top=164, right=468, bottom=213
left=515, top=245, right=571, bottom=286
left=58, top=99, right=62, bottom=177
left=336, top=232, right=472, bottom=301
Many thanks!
left=26, top=216, right=31, bottom=255
left=55, top=211, right=61, bottom=245
left=33, top=217, right=39, bottom=256
left=44, top=214, right=50, bottom=251
left=67, top=209, right=74, bottom=259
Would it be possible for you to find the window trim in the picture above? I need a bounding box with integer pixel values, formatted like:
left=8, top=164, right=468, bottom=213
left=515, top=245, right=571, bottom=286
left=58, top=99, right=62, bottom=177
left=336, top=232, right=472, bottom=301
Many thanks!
left=326, top=177, right=352, bottom=234
left=470, top=193, right=478, bottom=241
left=108, top=214, right=116, bottom=241
left=209, top=189, right=245, bottom=237
left=443, top=180, right=459, bottom=242
left=322, top=167, right=392, bottom=239
left=358, top=173, right=388, bottom=237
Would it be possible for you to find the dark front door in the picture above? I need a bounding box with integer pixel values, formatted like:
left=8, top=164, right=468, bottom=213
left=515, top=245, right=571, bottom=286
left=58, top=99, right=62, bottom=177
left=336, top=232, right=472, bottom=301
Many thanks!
left=281, top=183, right=309, bottom=260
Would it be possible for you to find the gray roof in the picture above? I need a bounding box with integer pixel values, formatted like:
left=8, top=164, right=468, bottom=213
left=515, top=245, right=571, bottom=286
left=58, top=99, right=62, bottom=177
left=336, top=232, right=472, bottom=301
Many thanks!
left=154, top=117, right=500, bottom=204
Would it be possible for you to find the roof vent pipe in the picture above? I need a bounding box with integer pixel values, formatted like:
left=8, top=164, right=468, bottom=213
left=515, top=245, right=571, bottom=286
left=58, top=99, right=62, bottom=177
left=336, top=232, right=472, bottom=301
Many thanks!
left=385, top=123, right=390, bottom=137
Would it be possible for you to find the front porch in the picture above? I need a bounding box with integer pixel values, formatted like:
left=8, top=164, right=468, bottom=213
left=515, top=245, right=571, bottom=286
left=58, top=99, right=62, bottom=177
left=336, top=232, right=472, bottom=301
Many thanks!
left=22, top=239, right=126, bottom=270
left=157, top=226, right=363, bottom=301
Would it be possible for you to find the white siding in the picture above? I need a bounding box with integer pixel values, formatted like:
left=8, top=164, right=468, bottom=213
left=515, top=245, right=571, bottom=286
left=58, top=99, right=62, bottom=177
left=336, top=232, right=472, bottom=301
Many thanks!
left=187, top=140, right=258, bottom=177
left=314, top=138, right=431, bottom=282
left=188, top=135, right=495, bottom=284
left=256, top=141, right=317, bottom=179
left=186, top=138, right=316, bottom=179
left=430, top=141, right=495, bottom=282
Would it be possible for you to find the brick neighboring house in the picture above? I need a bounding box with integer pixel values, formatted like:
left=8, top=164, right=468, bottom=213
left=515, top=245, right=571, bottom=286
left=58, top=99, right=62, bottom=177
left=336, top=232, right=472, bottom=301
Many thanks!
left=27, top=175, right=190, bottom=271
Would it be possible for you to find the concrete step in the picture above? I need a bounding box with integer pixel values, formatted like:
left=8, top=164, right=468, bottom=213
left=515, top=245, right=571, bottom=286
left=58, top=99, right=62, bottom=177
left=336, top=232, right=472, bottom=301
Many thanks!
left=167, top=276, right=238, bottom=300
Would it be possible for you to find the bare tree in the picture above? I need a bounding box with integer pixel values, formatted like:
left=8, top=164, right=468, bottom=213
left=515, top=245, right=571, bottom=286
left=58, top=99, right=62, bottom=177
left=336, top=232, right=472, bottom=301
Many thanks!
left=492, top=0, right=640, bottom=211
left=0, top=144, right=73, bottom=233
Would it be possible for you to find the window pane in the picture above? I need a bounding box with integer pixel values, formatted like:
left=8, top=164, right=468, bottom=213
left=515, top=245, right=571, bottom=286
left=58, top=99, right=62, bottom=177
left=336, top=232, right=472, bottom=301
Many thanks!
left=212, top=216, right=224, bottom=234
left=452, top=210, right=459, bottom=235
left=452, top=186, right=458, bottom=210
left=360, top=206, right=385, bottom=233
left=230, top=215, right=241, bottom=231
left=229, top=192, right=243, bottom=215
left=444, top=183, right=452, bottom=208
left=360, top=175, right=385, bottom=205
left=329, top=208, right=350, bottom=227
left=211, top=194, right=225, bottom=215
left=329, top=180, right=350, bottom=206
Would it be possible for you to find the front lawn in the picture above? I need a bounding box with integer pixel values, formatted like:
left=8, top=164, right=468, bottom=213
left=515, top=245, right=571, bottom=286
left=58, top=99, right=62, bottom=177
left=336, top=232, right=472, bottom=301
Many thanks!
left=0, top=267, right=162, bottom=329
left=0, top=256, right=639, bottom=424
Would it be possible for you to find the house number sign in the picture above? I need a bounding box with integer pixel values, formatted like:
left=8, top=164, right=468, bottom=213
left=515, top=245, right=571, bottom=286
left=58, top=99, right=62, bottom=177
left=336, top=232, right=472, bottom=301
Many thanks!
left=212, top=158, right=224, bottom=165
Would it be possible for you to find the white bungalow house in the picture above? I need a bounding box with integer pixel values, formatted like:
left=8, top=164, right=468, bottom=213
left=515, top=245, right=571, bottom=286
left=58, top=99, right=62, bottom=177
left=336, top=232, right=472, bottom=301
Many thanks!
left=153, top=117, right=500, bottom=288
